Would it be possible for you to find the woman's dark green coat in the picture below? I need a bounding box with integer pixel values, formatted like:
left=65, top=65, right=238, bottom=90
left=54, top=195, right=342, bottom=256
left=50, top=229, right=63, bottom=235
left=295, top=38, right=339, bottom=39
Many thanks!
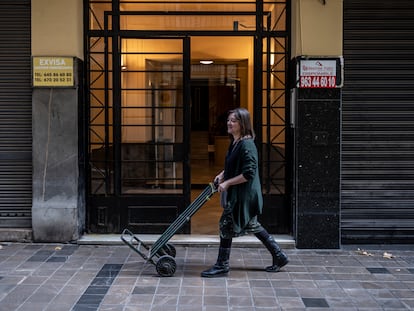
left=220, top=138, right=263, bottom=237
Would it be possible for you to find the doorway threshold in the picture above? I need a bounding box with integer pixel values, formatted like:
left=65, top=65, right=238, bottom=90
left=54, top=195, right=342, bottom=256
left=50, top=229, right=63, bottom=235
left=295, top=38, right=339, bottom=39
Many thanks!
left=78, top=234, right=295, bottom=249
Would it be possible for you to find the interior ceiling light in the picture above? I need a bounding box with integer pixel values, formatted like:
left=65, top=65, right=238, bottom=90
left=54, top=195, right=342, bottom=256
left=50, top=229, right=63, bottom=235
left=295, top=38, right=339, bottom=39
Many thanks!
left=200, top=60, right=213, bottom=65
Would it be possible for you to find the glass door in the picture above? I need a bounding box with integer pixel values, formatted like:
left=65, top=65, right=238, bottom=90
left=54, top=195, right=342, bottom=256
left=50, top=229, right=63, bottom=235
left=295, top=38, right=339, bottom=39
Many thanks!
left=120, top=38, right=187, bottom=195
left=87, top=36, right=191, bottom=233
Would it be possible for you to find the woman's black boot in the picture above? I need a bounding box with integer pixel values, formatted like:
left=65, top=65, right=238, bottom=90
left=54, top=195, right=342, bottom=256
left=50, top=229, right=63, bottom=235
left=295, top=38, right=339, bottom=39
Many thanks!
left=201, top=247, right=231, bottom=277
left=255, top=230, right=289, bottom=272
left=201, top=238, right=232, bottom=277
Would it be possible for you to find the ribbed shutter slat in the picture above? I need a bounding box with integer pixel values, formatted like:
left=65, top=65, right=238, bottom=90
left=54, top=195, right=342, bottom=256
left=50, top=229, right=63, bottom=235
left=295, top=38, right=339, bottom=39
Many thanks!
left=0, top=0, right=32, bottom=228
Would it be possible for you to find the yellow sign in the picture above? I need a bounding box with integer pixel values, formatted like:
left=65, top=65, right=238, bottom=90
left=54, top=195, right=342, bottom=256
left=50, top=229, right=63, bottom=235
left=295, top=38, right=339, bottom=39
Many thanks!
left=32, top=57, right=75, bottom=87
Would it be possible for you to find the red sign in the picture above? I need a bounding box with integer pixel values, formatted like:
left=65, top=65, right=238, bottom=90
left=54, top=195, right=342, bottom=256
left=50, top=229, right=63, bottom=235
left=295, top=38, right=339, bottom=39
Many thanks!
left=300, top=76, right=336, bottom=88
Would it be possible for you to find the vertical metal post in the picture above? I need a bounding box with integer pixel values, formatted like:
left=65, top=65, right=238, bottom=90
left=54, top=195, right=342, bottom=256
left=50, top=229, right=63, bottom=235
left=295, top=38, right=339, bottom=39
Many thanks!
left=112, top=0, right=121, bottom=195
left=254, top=0, right=264, bottom=176
left=183, top=36, right=191, bottom=209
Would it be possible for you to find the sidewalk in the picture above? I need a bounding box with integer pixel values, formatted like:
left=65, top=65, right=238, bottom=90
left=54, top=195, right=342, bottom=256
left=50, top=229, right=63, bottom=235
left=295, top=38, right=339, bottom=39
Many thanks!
left=0, top=242, right=413, bottom=310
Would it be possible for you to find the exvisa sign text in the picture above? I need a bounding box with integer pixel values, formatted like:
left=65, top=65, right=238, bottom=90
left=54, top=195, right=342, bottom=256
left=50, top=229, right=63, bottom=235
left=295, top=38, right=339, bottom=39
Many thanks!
left=32, top=57, right=75, bottom=87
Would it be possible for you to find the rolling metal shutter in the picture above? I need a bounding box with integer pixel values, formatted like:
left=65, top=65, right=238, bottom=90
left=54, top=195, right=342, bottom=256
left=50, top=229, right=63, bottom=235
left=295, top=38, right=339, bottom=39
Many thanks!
left=342, top=0, right=414, bottom=243
left=0, top=1, right=32, bottom=228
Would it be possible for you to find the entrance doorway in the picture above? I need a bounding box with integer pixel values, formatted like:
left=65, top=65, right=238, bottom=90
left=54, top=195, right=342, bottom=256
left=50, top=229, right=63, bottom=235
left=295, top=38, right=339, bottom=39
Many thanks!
left=85, top=0, right=291, bottom=236
left=189, top=59, right=246, bottom=234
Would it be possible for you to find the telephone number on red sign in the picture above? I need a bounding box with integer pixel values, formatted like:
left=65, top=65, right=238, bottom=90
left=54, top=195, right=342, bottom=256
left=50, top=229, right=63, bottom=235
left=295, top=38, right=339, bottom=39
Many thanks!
left=300, top=76, right=336, bottom=88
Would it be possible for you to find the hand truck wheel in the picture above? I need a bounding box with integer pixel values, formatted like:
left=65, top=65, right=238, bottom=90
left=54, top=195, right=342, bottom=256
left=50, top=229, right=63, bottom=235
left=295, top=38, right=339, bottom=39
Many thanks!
left=156, top=255, right=176, bottom=277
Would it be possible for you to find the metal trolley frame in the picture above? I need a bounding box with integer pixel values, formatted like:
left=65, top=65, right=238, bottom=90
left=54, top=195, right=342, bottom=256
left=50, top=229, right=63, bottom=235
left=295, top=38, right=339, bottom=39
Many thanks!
left=121, top=183, right=217, bottom=276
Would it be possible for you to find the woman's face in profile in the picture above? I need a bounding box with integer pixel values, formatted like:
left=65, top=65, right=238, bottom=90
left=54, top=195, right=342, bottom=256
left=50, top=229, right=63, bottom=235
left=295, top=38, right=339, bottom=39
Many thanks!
left=227, top=112, right=241, bottom=138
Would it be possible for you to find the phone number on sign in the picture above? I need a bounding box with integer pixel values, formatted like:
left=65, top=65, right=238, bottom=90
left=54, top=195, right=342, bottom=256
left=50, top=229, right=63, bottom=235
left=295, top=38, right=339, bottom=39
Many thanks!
left=300, top=76, right=336, bottom=88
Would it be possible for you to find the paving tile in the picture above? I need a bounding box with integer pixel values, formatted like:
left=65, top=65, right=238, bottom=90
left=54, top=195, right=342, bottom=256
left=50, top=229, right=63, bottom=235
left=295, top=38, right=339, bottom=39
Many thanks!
left=366, top=267, right=391, bottom=274
left=252, top=296, right=277, bottom=308
left=302, top=297, right=330, bottom=308
left=319, top=287, right=348, bottom=298
left=249, top=279, right=272, bottom=287
left=204, top=294, right=228, bottom=306
left=156, top=285, right=180, bottom=295
left=326, top=297, right=356, bottom=308
left=132, top=285, right=156, bottom=294
left=27, top=250, right=55, bottom=262
left=390, top=289, right=414, bottom=299
left=349, top=295, right=381, bottom=308
left=179, top=285, right=203, bottom=295
left=47, top=256, right=68, bottom=262
left=251, top=286, right=275, bottom=297
left=178, top=294, right=203, bottom=305
left=204, top=286, right=227, bottom=296
left=126, top=293, right=153, bottom=305
left=274, top=287, right=299, bottom=297
left=227, top=286, right=250, bottom=297
left=227, top=279, right=250, bottom=288
left=277, top=296, right=305, bottom=308
left=229, top=295, right=253, bottom=307
left=296, top=287, right=323, bottom=298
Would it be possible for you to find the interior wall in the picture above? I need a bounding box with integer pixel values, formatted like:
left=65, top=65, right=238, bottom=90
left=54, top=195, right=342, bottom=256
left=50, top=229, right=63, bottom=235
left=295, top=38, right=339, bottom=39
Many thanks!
left=32, top=0, right=83, bottom=59
left=191, top=37, right=254, bottom=112
left=121, top=36, right=254, bottom=143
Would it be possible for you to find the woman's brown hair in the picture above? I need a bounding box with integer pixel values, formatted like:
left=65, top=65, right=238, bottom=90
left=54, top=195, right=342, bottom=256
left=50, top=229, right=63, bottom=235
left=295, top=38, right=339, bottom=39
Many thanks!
left=228, top=108, right=256, bottom=140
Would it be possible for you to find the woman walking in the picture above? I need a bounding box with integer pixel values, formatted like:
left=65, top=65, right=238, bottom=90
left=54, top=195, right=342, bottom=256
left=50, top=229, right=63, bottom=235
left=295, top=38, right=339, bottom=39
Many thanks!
left=201, top=108, right=288, bottom=278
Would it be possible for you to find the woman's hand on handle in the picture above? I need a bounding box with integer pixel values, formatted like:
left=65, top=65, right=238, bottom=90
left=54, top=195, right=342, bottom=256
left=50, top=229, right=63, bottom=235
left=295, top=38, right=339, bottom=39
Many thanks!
left=214, top=171, right=224, bottom=186
left=216, top=174, right=247, bottom=193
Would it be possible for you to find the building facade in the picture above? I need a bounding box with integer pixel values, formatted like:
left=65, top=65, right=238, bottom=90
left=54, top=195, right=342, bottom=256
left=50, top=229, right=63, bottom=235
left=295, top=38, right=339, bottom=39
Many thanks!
left=0, top=0, right=413, bottom=248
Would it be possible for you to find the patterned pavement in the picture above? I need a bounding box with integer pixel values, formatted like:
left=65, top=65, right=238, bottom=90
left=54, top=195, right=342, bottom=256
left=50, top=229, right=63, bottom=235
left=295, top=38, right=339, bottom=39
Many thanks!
left=0, top=242, right=413, bottom=310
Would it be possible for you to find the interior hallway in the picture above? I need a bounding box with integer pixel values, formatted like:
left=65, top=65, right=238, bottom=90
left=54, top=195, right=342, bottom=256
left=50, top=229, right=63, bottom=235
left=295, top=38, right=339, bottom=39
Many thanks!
left=190, top=150, right=223, bottom=235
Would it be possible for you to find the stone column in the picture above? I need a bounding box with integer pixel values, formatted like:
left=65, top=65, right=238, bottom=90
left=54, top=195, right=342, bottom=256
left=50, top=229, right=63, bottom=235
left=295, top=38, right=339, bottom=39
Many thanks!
left=32, top=59, right=85, bottom=242
left=294, top=88, right=341, bottom=248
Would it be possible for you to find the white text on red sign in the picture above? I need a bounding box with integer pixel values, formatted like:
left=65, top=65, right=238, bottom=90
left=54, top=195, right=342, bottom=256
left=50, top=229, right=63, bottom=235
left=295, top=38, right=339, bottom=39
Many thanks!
left=300, top=76, right=336, bottom=88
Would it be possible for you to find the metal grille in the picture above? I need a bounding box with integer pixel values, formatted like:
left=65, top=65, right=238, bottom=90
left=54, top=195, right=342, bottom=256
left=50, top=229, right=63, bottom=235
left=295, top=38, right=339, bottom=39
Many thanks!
left=260, top=1, right=289, bottom=196
left=342, top=0, right=414, bottom=243
left=0, top=1, right=32, bottom=227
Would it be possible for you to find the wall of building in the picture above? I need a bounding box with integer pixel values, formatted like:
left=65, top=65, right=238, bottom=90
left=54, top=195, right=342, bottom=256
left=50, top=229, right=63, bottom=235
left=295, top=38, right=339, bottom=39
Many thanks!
left=32, top=0, right=83, bottom=59
left=291, top=0, right=343, bottom=57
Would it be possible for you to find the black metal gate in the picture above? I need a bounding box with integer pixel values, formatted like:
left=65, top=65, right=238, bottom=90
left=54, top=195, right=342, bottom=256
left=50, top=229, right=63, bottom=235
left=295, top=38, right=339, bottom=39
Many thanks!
left=342, top=0, right=414, bottom=243
left=87, top=25, right=191, bottom=233
left=85, top=0, right=291, bottom=234
left=0, top=1, right=32, bottom=228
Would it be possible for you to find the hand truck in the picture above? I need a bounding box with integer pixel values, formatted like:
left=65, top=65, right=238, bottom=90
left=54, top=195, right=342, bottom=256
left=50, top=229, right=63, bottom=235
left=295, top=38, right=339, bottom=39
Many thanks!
left=121, top=182, right=217, bottom=277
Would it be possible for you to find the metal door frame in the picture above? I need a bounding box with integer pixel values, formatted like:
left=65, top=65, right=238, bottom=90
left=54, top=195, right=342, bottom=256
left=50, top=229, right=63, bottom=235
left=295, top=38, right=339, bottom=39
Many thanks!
left=84, top=0, right=291, bottom=234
